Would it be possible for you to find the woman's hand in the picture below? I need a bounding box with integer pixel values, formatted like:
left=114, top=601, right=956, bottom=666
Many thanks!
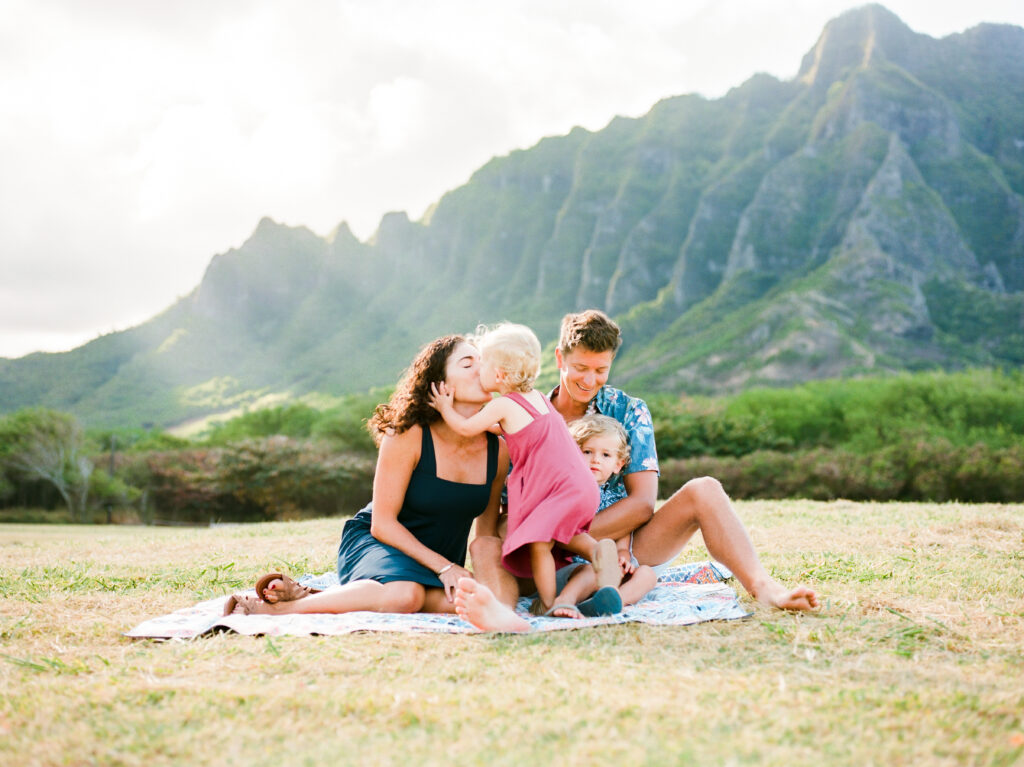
left=438, top=563, right=472, bottom=602
left=428, top=381, right=454, bottom=414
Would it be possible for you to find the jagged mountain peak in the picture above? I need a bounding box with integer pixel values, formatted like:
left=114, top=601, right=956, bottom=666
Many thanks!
left=192, top=219, right=328, bottom=325
left=327, top=221, right=359, bottom=247
left=797, top=4, right=917, bottom=88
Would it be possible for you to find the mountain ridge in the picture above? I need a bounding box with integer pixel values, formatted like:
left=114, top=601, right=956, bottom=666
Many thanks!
left=2, top=4, right=1022, bottom=427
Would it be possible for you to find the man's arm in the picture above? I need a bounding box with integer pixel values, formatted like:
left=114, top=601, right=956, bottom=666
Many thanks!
left=587, top=470, right=657, bottom=541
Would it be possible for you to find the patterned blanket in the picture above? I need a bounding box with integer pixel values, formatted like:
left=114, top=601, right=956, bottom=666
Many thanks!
left=126, top=561, right=751, bottom=639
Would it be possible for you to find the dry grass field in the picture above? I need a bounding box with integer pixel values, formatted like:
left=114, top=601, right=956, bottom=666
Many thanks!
left=1, top=500, right=1022, bottom=766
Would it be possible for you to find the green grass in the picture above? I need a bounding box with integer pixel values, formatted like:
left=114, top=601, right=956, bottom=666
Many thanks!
left=1, top=501, right=1023, bottom=766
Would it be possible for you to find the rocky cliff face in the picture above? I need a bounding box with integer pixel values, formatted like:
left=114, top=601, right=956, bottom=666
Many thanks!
left=2, top=4, right=1022, bottom=426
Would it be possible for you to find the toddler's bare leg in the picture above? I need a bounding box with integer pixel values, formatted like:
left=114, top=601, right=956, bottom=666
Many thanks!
left=618, top=565, right=658, bottom=606
left=563, top=532, right=598, bottom=558
left=530, top=541, right=557, bottom=610
left=554, top=565, right=596, bottom=608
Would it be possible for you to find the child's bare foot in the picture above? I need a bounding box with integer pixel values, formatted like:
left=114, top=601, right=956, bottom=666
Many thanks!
left=592, top=539, right=621, bottom=589
left=753, top=579, right=819, bottom=611
left=454, top=577, right=531, bottom=633
left=548, top=605, right=584, bottom=619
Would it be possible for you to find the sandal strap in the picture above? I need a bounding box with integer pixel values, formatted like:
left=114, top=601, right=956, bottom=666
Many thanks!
left=543, top=603, right=583, bottom=618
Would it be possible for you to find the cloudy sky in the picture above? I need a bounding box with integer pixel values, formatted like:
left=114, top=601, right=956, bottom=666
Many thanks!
left=3, top=0, right=1023, bottom=359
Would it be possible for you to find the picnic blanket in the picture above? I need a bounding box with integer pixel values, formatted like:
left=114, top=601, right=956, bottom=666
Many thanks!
left=126, top=561, right=751, bottom=639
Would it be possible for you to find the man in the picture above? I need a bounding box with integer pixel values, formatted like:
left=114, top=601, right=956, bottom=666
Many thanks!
left=457, top=310, right=817, bottom=632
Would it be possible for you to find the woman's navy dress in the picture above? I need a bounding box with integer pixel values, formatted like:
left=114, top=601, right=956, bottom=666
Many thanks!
left=337, top=425, right=498, bottom=588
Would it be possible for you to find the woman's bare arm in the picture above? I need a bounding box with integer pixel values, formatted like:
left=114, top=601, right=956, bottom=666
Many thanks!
left=368, top=427, right=454, bottom=575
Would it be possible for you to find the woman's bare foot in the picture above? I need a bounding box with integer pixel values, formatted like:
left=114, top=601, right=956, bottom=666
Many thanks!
left=256, top=573, right=320, bottom=604
left=261, top=578, right=285, bottom=602
left=223, top=593, right=285, bottom=616
left=454, top=577, right=531, bottom=633
left=752, top=579, right=819, bottom=611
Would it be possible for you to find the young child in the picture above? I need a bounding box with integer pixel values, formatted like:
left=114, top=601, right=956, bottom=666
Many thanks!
left=557, top=414, right=658, bottom=612
left=429, top=322, right=620, bottom=614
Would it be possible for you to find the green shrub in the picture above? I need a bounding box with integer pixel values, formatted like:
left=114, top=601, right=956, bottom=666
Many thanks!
left=647, top=368, right=1024, bottom=460
left=659, top=441, right=1024, bottom=502
left=139, top=439, right=375, bottom=524
left=204, top=403, right=322, bottom=445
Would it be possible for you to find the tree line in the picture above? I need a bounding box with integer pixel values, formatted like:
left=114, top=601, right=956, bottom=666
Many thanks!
left=1, top=369, right=1021, bottom=523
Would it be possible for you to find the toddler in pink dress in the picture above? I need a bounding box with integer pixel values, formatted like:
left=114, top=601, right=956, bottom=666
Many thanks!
left=429, top=322, right=619, bottom=613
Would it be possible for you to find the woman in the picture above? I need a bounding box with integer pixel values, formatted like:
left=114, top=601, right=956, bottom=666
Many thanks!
left=223, top=335, right=509, bottom=616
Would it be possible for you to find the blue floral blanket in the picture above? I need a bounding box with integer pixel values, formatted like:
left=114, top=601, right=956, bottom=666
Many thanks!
left=126, top=561, right=751, bottom=639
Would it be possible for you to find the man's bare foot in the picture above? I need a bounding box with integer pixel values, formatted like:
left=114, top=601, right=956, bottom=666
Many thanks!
left=753, top=579, right=819, bottom=611
left=454, top=577, right=531, bottom=633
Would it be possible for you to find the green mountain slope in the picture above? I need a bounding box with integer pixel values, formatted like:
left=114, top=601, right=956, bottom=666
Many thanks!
left=1, top=4, right=1021, bottom=426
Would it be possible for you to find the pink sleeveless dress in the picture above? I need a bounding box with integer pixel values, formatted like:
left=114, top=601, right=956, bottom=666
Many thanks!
left=500, top=391, right=601, bottom=578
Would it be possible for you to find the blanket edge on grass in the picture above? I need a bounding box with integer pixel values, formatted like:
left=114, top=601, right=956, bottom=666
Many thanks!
left=126, top=561, right=751, bottom=639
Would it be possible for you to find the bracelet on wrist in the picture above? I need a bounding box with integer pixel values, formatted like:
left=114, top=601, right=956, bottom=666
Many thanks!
left=436, top=563, right=455, bottom=576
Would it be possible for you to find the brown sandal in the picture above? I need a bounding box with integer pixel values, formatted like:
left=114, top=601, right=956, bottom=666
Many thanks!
left=255, top=573, right=322, bottom=604
left=531, top=599, right=583, bottom=619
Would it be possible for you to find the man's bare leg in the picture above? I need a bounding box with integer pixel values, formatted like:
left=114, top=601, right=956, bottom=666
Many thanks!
left=630, top=477, right=818, bottom=611
left=454, top=577, right=531, bottom=633
left=468, top=535, right=522, bottom=608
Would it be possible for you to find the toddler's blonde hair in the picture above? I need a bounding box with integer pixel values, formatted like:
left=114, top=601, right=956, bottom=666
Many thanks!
left=474, top=322, right=542, bottom=392
left=568, top=414, right=631, bottom=466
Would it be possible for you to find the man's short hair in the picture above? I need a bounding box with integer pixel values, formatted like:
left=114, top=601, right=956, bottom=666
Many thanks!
left=558, top=310, right=622, bottom=356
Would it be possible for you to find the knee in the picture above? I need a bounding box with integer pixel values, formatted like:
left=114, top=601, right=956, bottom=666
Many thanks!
left=680, top=476, right=726, bottom=504
left=469, top=535, right=503, bottom=564
left=635, top=565, right=658, bottom=588
left=381, top=582, right=425, bottom=613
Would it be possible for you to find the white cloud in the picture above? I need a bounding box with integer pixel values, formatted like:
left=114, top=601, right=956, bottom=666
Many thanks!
left=369, top=77, right=430, bottom=152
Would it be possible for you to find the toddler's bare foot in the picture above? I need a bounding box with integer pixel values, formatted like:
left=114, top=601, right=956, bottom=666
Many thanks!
left=454, top=577, right=531, bottom=633
left=549, top=605, right=584, bottom=619
left=753, top=579, right=818, bottom=611
left=592, top=539, right=621, bottom=589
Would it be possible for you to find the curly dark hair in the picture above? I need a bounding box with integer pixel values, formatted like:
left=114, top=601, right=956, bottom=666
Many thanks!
left=367, top=335, right=466, bottom=445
